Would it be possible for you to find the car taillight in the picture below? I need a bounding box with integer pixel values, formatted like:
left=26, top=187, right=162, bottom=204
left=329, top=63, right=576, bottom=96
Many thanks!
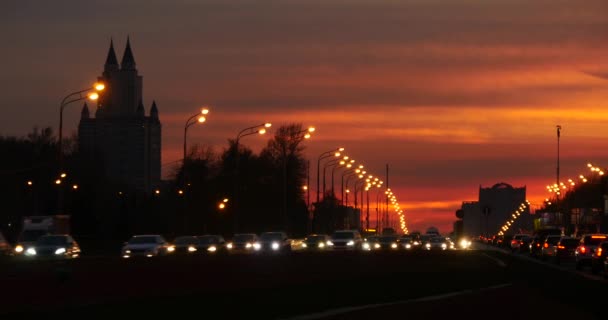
left=511, top=240, right=517, bottom=244
left=544, top=243, right=548, bottom=248
left=597, top=247, right=603, bottom=257
left=557, top=245, right=565, bottom=249
left=536, top=243, right=540, bottom=247
left=580, top=246, right=586, bottom=254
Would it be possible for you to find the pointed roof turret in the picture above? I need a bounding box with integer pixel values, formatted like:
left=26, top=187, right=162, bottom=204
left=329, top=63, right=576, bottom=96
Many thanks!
left=80, top=102, right=90, bottom=119
left=150, top=100, right=159, bottom=120
left=136, top=100, right=145, bottom=117
left=120, top=36, right=136, bottom=70
left=104, top=38, right=119, bottom=73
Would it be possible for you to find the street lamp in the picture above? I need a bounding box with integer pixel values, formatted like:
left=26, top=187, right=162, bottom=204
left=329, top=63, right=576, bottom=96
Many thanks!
left=332, top=158, right=355, bottom=200
left=316, top=147, right=344, bottom=204
left=183, top=108, right=210, bottom=162
left=58, top=83, right=105, bottom=168
left=233, top=122, right=272, bottom=233
left=341, top=165, right=363, bottom=206
left=322, top=155, right=349, bottom=199
left=282, top=126, right=315, bottom=232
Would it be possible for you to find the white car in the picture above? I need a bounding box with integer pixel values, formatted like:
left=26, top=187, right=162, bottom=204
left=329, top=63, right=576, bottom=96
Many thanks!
left=122, top=235, right=174, bottom=258
left=328, top=230, right=363, bottom=250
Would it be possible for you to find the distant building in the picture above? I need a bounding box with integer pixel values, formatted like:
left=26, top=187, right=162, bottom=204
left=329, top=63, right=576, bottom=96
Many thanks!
left=78, top=38, right=161, bottom=192
left=460, top=183, right=533, bottom=237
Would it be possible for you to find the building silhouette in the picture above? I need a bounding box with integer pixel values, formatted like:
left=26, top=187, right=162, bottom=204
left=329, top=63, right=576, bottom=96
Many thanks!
left=460, top=182, right=533, bottom=237
left=78, top=38, right=161, bottom=192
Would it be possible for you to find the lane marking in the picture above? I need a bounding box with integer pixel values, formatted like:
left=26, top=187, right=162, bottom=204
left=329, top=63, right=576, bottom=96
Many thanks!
left=481, top=253, right=508, bottom=267
left=281, top=283, right=512, bottom=320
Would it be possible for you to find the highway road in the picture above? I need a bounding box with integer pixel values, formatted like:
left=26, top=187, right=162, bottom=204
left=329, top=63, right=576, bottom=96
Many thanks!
left=0, top=244, right=605, bottom=319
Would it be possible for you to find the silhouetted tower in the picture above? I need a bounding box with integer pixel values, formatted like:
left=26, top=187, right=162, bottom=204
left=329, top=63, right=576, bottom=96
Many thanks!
left=78, top=38, right=161, bottom=192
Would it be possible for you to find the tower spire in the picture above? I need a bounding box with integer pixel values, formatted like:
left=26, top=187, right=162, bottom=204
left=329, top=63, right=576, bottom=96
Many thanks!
left=80, top=102, right=90, bottom=119
left=121, top=36, right=136, bottom=70
left=104, top=38, right=119, bottom=73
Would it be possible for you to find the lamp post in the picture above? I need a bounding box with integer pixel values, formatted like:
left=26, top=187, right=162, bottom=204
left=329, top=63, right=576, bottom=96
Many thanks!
left=341, top=166, right=362, bottom=206
left=183, top=108, right=209, bottom=163
left=233, top=122, right=272, bottom=233
left=183, top=108, right=210, bottom=186
left=57, top=83, right=104, bottom=215
left=58, top=83, right=105, bottom=168
left=282, top=126, right=315, bottom=232
left=345, top=168, right=365, bottom=207
left=332, top=158, right=354, bottom=201
left=316, top=148, right=344, bottom=204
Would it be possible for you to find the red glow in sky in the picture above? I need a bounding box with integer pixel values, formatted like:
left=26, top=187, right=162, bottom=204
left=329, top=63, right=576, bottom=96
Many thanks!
left=2, top=0, right=608, bottom=234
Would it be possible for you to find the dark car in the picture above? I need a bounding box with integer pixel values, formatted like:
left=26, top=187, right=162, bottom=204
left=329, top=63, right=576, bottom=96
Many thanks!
left=172, top=236, right=200, bottom=254
left=553, top=236, right=580, bottom=264
left=399, top=235, right=415, bottom=250
left=591, top=240, right=608, bottom=275
left=540, top=235, right=562, bottom=260
left=227, top=233, right=259, bottom=253
left=362, top=236, right=380, bottom=251
left=258, top=232, right=291, bottom=253
left=376, top=235, right=400, bottom=251
left=517, top=235, right=534, bottom=253
left=301, top=234, right=331, bottom=251
left=25, top=234, right=81, bottom=259
left=196, top=235, right=226, bottom=253
left=575, top=234, right=608, bottom=270
left=529, top=236, right=544, bottom=258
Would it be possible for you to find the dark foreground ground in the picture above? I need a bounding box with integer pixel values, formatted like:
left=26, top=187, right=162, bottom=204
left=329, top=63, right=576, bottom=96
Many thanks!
left=1, top=247, right=605, bottom=319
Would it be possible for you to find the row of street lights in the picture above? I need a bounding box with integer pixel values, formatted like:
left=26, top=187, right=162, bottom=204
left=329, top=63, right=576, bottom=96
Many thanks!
left=315, top=147, right=408, bottom=234
left=497, top=201, right=530, bottom=236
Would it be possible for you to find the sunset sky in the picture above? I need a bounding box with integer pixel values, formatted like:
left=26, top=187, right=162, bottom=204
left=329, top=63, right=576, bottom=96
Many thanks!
left=2, top=0, right=607, bottom=234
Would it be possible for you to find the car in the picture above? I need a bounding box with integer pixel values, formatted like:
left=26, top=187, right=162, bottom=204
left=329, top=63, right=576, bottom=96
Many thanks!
left=604, top=256, right=608, bottom=279
left=540, top=235, right=562, bottom=260
left=517, top=235, right=533, bottom=253
left=0, top=232, right=12, bottom=257
left=196, top=235, right=227, bottom=253
left=328, top=230, right=363, bottom=250
left=375, top=235, right=400, bottom=251
left=399, top=235, right=415, bottom=250
left=362, top=236, right=380, bottom=251
left=553, top=236, right=580, bottom=264
left=529, top=235, right=545, bottom=258
left=300, top=234, right=331, bottom=251
left=457, top=237, right=472, bottom=250
left=172, top=235, right=200, bottom=254
left=575, top=234, right=608, bottom=270
left=24, top=234, right=80, bottom=259
left=258, top=232, right=291, bottom=253
left=510, top=234, right=530, bottom=252
left=419, top=234, right=435, bottom=248
left=13, top=229, right=49, bottom=256
left=591, top=240, right=608, bottom=275
left=424, top=236, right=449, bottom=251
left=226, top=233, right=260, bottom=253
left=121, top=234, right=174, bottom=258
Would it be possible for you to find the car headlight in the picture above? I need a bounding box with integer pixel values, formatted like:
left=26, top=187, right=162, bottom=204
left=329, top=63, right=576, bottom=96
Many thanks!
left=271, top=242, right=280, bottom=250
left=302, top=243, right=308, bottom=248
left=441, top=243, right=447, bottom=249
left=26, top=248, right=36, bottom=256
left=327, top=241, right=334, bottom=246
left=246, top=242, right=253, bottom=249
left=374, top=243, right=381, bottom=249
left=425, top=243, right=431, bottom=248
left=405, top=244, right=412, bottom=249
left=15, top=245, right=24, bottom=253
left=347, top=240, right=355, bottom=246
left=318, top=242, right=325, bottom=248
left=207, top=246, right=216, bottom=252
left=188, top=246, right=197, bottom=252
left=413, top=241, right=420, bottom=245
left=55, top=248, right=66, bottom=255
left=391, top=243, right=398, bottom=249
left=253, top=242, right=261, bottom=250
left=227, top=243, right=233, bottom=249
left=362, top=243, right=370, bottom=250
left=167, top=246, right=175, bottom=253
left=124, top=249, right=131, bottom=254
